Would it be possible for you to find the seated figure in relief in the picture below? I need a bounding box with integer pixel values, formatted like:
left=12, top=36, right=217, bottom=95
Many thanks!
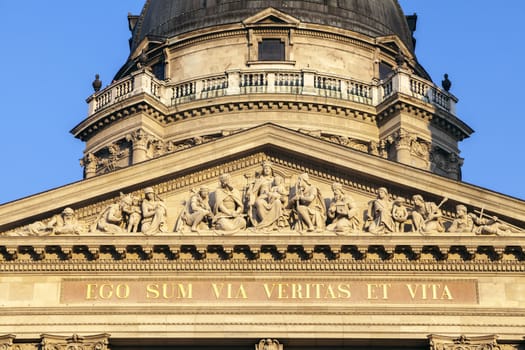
left=95, top=194, right=131, bottom=233
left=289, top=173, right=326, bottom=232
left=326, top=182, right=360, bottom=233
left=411, top=194, right=445, bottom=233
left=177, top=187, right=213, bottom=232
left=448, top=204, right=519, bottom=235
left=141, top=187, right=168, bottom=235
left=365, top=187, right=395, bottom=234
left=213, top=173, right=247, bottom=232
left=26, top=207, right=85, bottom=236
left=247, top=161, right=288, bottom=230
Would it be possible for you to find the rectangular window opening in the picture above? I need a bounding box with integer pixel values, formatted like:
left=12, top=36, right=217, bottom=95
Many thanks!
left=258, top=39, right=285, bottom=61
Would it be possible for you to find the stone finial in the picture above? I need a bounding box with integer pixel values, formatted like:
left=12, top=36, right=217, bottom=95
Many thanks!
left=442, top=73, right=451, bottom=92
left=137, top=50, right=148, bottom=69
left=395, top=50, right=406, bottom=68
left=92, top=74, right=102, bottom=92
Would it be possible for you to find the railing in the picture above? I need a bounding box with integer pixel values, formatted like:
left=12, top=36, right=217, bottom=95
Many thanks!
left=275, top=72, right=303, bottom=94
left=94, top=76, right=134, bottom=112
left=348, top=80, right=372, bottom=104
left=240, top=72, right=268, bottom=93
left=172, top=81, right=196, bottom=105
left=201, top=75, right=228, bottom=99
left=409, top=76, right=452, bottom=112
left=381, top=75, right=394, bottom=101
left=88, top=68, right=456, bottom=117
left=315, top=74, right=342, bottom=98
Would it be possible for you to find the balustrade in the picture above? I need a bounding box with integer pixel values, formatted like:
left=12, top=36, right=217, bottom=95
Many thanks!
left=95, top=90, right=112, bottom=112
left=240, top=72, right=268, bottom=93
left=381, top=76, right=394, bottom=100
left=115, top=78, right=134, bottom=99
left=201, top=75, right=228, bottom=98
left=314, top=74, right=342, bottom=98
left=88, top=69, right=455, bottom=117
left=172, top=81, right=197, bottom=105
left=274, top=72, right=303, bottom=93
left=347, top=80, right=372, bottom=104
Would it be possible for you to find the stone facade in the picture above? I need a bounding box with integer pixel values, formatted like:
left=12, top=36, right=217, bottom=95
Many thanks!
left=1, top=1, right=524, bottom=350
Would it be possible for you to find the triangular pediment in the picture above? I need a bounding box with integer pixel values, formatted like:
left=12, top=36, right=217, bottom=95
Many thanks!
left=1, top=123, right=524, bottom=237
left=243, top=8, right=301, bottom=27
left=376, top=35, right=414, bottom=60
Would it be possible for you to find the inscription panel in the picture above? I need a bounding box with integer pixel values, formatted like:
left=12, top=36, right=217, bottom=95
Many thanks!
left=61, top=278, right=479, bottom=305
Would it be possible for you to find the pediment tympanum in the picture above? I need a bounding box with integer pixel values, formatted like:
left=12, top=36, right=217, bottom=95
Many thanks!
left=1, top=125, right=524, bottom=238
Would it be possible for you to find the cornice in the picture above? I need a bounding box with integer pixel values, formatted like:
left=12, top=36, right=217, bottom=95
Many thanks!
left=377, top=96, right=473, bottom=141
left=75, top=93, right=377, bottom=143
left=72, top=94, right=168, bottom=142
left=1, top=235, right=524, bottom=273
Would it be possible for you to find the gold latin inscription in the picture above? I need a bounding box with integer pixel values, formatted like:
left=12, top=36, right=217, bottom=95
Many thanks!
left=62, top=279, right=477, bottom=304
left=145, top=283, right=193, bottom=299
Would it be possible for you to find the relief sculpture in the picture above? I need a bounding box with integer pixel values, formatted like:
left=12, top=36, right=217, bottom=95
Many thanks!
left=364, top=187, right=395, bottom=234
left=8, top=162, right=525, bottom=236
left=289, top=173, right=326, bottom=232
left=326, top=182, right=360, bottom=234
left=24, top=208, right=86, bottom=236
left=246, top=161, right=289, bottom=230
left=213, top=173, right=247, bottom=233
left=411, top=195, right=446, bottom=234
left=140, top=187, right=168, bottom=235
left=176, top=187, right=213, bottom=232
left=447, top=205, right=519, bottom=235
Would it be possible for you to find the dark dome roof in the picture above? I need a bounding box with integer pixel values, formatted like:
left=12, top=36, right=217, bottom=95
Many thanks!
left=130, top=0, right=414, bottom=52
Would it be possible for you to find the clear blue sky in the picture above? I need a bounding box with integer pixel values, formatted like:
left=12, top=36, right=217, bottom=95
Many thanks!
left=0, top=1, right=523, bottom=204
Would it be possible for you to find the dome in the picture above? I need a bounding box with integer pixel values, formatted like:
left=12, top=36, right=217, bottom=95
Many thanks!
left=130, top=0, right=414, bottom=52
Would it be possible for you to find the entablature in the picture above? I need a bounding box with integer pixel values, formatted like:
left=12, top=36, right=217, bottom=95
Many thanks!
left=1, top=235, right=525, bottom=273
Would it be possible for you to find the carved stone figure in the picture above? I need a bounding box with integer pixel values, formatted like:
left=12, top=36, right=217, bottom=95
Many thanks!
left=365, top=187, right=394, bottom=234
left=411, top=194, right=445, bottom=233
left=289, top=173, right=326, bottom=232
left=326, top=182, right=360, bottom=233
left=178, top=187, right=213, bottom=232
left=141, top=187, right=168, bottom=235
left=269, top=175, right=290, bottom=228
left=248, top=161, right=288, bottom=229
left=391, top=197, right=409, bottom=232
left=448, top=204, right=519, bottom=235
left=121, top=194, right=142, bottom=233
left=26, top=207, right=85, bottom=236
left=213, top=173, right=247, bottom=232
left=96, top=195, right=127, bottom=233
